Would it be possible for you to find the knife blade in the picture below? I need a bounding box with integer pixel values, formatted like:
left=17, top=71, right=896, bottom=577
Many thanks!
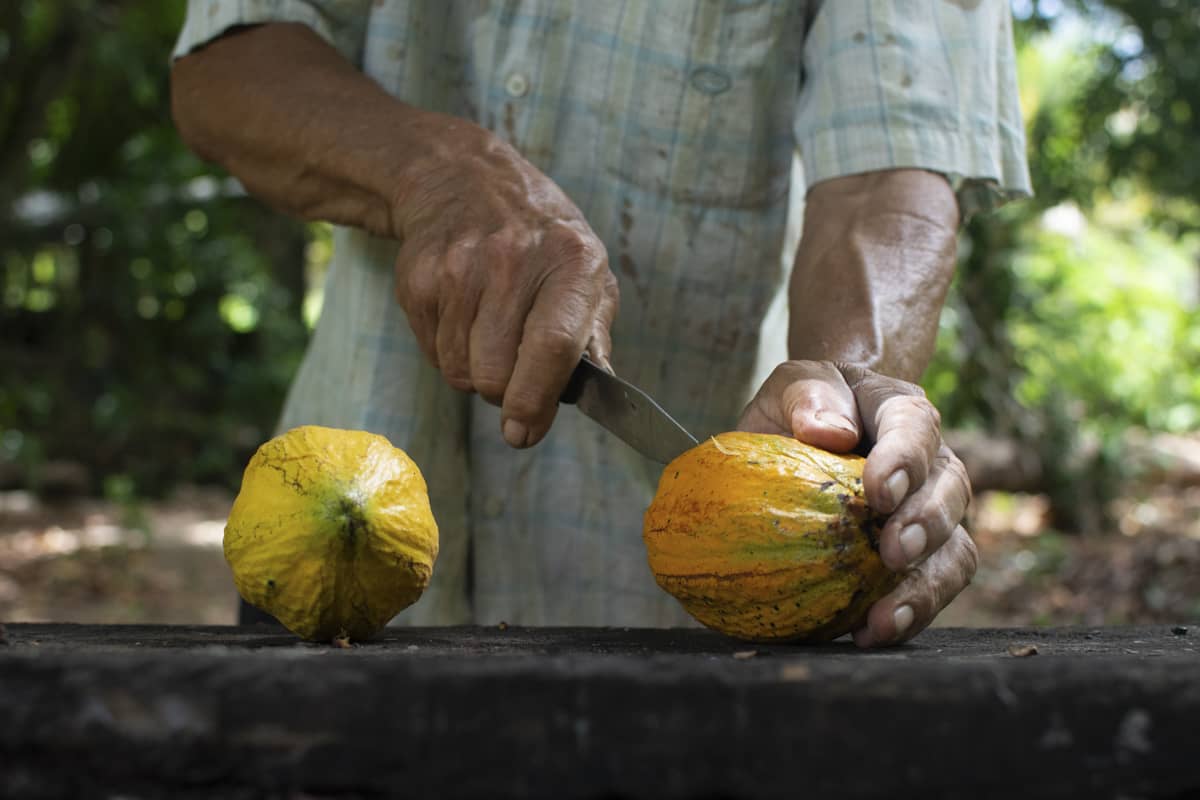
left=560, top=356, right=698, bottom=464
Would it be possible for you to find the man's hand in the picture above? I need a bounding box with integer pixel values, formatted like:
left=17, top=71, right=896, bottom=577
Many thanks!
left=171, top=22, right=616, bottom=449
left=391, top=130, right=617, bottom=448
left=770, top=168, right=966, bottom=643
left=738, top=360, right=977, bottom=647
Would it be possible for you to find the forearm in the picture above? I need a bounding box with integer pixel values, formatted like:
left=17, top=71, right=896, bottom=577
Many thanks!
left=788, top=169, right=959, bottom=383
left=170, top=22, right=469, bottom=238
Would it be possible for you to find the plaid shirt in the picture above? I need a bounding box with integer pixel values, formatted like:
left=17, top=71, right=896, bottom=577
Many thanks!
left=176, top=0, right=1031, bottom=626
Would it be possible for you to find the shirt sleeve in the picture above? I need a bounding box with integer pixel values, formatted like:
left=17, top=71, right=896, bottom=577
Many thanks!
left=794, top=0, right=1032, bottom=217
left=172, top=0, right=371, bottom=66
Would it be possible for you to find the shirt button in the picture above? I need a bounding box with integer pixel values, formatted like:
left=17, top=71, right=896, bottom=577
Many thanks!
left=689, top=66, right=732, bottom=96
left=483, top=495, right=506, bottom=519
left=504, top=72, right=530, bottom=98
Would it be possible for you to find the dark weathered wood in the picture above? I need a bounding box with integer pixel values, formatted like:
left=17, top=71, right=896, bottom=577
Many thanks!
left=1, top=624, right=1198, bottom=799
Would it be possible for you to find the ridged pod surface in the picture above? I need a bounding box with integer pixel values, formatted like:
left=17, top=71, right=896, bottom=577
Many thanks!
left=643, top=432, right=901, bottom=642
left=224, top=425, right=438, bottom=641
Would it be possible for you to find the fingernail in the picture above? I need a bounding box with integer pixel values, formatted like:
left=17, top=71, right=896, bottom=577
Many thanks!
left=893, top=604, right=915, bottom=638
left=886, top=470, right=910, bottom=509
left=899, top=524, right=927, bottom=565
left=814, top=410, right=857, bottom=435
left=502, top=419, right=528, bottom=448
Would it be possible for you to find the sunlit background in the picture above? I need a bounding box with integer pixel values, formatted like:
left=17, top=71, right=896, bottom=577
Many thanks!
left=1, top=1, right=1197, bottom=627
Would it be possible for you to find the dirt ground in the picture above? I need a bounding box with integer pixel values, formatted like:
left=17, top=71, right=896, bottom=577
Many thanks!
left=2, top=456, right=1198, bottom=628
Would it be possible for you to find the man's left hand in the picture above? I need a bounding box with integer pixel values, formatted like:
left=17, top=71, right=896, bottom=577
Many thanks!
left=738, top=360, right=977, bottom=647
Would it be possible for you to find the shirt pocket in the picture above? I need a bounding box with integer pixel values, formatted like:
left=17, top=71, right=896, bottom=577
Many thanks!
left=602, top=1, right=803, bottom=210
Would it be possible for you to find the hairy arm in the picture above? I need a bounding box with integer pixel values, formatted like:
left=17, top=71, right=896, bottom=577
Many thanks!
left=171, top=22, right=618, bottom=448
left=788, top=169, right=958, bottom=379
left=171, top=22, right=450, bottom=238
left=740, top=169, right=975, bottom=647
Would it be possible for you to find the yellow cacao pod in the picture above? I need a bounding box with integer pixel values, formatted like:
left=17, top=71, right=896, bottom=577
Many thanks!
left=643, top=432, right=901, bottom=642
left=224, top=425, right=438, bottom=642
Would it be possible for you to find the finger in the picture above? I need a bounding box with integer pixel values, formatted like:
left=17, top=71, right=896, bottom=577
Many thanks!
left=877, top=445, right=972, bottom=571
left=839, top=364, right=941, bottom=513
left=434, top=240, right=482, bottom=392
left=738, top=361, right=861, bottom=451
left=584, top=270, right=619, bottom=373
left=394, top=243, right=441, bottom=366
left=781, top=363, right=860, bottom=452
left=852, top=524, right=978, bottom=648
left=502, top=261, right=604, bottom=448
left=469, top=244, right=532, bottom=405
left=468, top=292, right=523, bottom=406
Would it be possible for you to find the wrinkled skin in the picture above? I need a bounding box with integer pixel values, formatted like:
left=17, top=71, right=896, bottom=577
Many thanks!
left=738, top=169, right=976, bottom=647
left=172, top=23, right=615, bottom=449
left=739, top=361, right=976, bottom=648
left=390, top=133, right=617, bottom=448
left=172, top=25, right=977, bottom=645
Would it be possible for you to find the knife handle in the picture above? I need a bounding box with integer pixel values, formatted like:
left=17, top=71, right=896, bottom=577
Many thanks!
left=559, top=356, right=594, bottom=406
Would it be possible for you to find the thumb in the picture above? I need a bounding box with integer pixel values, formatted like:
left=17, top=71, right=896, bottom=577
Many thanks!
left=586, top=271, right=619, bottom=373
left=766, top=361, right=862, bottom=452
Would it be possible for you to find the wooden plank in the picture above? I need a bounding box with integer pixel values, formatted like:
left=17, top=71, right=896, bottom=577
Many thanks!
left=1, top=624, right=1198, bottom=798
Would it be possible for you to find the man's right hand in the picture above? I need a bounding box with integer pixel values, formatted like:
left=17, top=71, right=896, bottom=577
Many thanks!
left=390, top=126, right=618, bottom=449
left=171, top=22, right=617, bottom=449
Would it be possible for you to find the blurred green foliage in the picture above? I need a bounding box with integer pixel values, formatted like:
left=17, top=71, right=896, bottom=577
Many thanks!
left=1, top=0, right=310, bottom=494
left=923, top=0, right=1200, bottom=529
left=0, top=1, right=1197, bottom=525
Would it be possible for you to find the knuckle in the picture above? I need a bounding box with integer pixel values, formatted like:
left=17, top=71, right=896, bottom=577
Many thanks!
left=482, top=229, right=530, bottom=264
left=940, top=451, right=974, bottom=506
left=442, top=254, right=472, bottom=289
left=833, top=360, right=869, bottom=385
left=445, top=236, right=479, bottom=260
left=602, top=267, right=620, bottom=293
left=403, top=267, right=437, bottom=309
left=901, top=570, right=938, bottom=620
left=543, top=223, right=606, bottom=273
left=919, top=398, right=942, bottom=431
left=403, top=305, right=437, bottom=349
left=914, top=594, right=938, bottom=626
left=840, top=363, right=924, bottom=397
left=930, top=530, right=978, bottom=611
left=901, top=581, right=942, bottom=624
left=892, top=373, right=927, bottom=398
left=472, top=372, right=509, bottom=404
left=523, top=325, right=580, bottom=363
left=959, top=531, right=980, bottom=581
left=766, top=363, right=794, bottom=388
left=867, top=389, right=918, bottom=427
left=917, top=498, right=956, bottom=539
left=882, top=394, right=938, bottom=427
left=599, top=268, right=621, bottom=311
left=889, top=394, right=941, bottom=429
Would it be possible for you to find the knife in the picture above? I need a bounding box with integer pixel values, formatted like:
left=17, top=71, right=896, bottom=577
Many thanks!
left=560, top=356, right=699, bottom=464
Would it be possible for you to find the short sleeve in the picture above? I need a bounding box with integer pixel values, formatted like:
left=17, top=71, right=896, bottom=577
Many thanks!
left=794, top=0, right=1032, bottom=217
left=172, top=0, right=371, bottom=67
